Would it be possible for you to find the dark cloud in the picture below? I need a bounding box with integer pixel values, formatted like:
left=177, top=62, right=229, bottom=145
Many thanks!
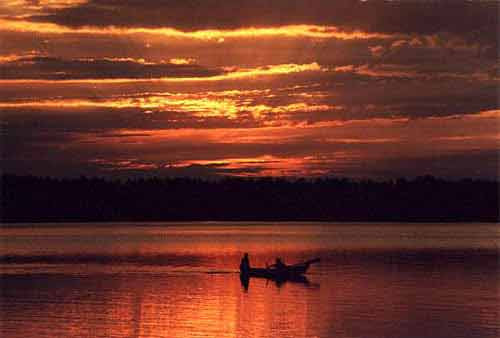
left=28, top=1, right=498, bottom=42
left=0, top=106, right=261, bottom=132
left=0, top=156, right=265, bottom=178
left=3, top=126, right=497, bottom=179
left=342, top=150, right=499, bottom=181
left=0, top=56, right=221, bottom=80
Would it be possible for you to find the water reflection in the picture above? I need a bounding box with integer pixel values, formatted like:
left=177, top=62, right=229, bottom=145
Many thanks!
left=240, top=273, right=250, bottom=291
left=1, top=223, right=498, bottom=338
left=3, top=260, right=497, bottom=338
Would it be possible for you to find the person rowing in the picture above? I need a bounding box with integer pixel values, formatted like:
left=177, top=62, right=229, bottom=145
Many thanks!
left=269, top=257, right=287, bottom=271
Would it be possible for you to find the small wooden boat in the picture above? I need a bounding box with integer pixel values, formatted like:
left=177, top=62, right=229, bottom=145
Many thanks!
left=240, top=258, right=320, bottom=281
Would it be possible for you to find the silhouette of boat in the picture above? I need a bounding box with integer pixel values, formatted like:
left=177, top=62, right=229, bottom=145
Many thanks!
left=240, top=257, right=320, bottom=281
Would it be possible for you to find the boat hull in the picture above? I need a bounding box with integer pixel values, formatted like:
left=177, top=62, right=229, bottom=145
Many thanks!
left=240, top=258, right=319, bottom=281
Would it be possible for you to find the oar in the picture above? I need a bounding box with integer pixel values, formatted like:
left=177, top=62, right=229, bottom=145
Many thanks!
left=290, top=258, right=321, bottom=267
left=303, top=258, right=321, bottom=265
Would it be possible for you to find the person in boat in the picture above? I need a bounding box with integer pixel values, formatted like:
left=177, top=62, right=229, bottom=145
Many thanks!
left=240, top=252, right=250, bottom=274
left=270, top=257, right=287, bottom=271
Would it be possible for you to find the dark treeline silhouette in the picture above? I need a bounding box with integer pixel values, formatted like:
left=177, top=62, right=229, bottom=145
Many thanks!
left=1, top=174, right=498, bottom=222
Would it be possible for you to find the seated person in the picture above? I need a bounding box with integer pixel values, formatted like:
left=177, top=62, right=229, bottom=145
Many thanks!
left=270, top=257, right=286, bottom=270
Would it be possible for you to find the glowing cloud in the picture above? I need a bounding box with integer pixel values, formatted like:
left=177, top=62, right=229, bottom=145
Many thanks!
left=0, top=62, right=323, bottom=83
left=169, top=58, right=196, bottom=65
left=0, top=19, right=394, bottom=40
left=0, top=93, right=334, bottom=121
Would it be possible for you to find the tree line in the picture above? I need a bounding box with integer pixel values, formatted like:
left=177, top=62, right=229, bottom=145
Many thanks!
left=1, top=174, right=498, bottom=222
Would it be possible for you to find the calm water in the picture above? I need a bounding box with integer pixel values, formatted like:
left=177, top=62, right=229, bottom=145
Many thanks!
left=1, top=222, right=498, bottom=338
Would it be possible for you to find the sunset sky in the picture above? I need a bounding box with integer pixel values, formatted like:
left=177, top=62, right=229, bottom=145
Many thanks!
left=1, top=1, right=498, bottom=179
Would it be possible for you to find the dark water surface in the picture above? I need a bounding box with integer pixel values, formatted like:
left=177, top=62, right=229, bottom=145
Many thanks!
left=1, top=223, right=498, bottom=338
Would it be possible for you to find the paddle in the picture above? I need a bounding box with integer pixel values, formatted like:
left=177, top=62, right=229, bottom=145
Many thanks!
left=303, top=258, right=321, bottom=266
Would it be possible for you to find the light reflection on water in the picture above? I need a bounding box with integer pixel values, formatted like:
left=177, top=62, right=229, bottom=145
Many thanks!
left=1, top=223, right=499, bottom=338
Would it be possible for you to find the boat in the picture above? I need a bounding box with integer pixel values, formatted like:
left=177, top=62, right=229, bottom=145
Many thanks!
left=240, top=257, right=320, bottom=281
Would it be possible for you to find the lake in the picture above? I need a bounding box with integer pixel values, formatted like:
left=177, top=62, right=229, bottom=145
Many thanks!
left=1, top=222, right=498, bottom=338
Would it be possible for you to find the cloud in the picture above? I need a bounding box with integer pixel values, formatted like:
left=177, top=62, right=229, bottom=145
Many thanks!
left=0, top=18, right=394, bottom=41
left=0, top=56, right=323, bottom=82
left=0, top=0, right=86, bottom=14
left=15, top=0, right=494, bottom=49
left=169, top=58, right=196, bottom=65
left=0, top=56, right=221, bottom=80
left=333, top=62, right=498, bottom=82
left=3, top=110, right=498, bottom=179
left=369, top=45, right=385, bottom=58
left=1, top=73, right=497, bottom=132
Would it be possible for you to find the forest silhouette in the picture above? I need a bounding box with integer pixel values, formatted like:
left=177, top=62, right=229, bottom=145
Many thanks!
left=1, top=174, right=497, bottom=222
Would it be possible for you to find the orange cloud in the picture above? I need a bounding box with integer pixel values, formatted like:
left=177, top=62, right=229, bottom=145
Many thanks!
left=0, top=51, right=43, bottom=63
left=0, top=0, right=86, bottom=15
left=333, top=63, right=498, bottom=81
left=324, top=138, right=398, bottom=144
left=169, top=58, right=196, bottom=65
left=56, top=109, right=497, bottom=177
left=0, top=19, right=395, bottom=40
left=89, top=158, right=157, bottom=171
left=0, top=62, right=323, bottom=83
left=82, top=109, right=496, bottom=147
left=170, top=155, right=334, bottom=177
left=0, top=92, right=334, bottom=120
